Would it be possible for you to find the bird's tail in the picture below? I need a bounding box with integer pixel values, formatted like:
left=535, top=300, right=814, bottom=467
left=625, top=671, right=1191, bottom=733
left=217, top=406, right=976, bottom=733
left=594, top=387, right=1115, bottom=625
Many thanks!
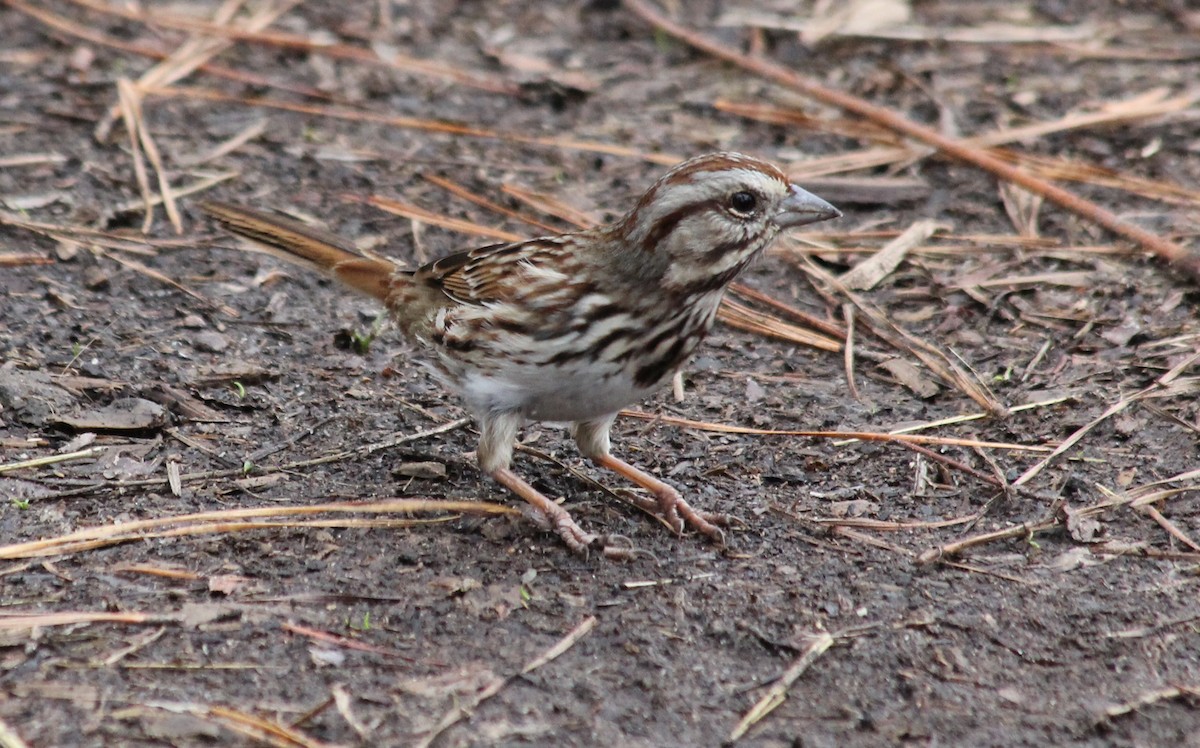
left=200, top=200, right=394, bottom=302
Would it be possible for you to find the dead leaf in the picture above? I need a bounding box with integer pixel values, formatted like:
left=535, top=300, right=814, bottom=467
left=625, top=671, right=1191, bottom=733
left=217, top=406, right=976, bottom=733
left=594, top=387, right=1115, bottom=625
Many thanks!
left=55, top=398, right=167, bottom=433
left=207, top=575, right=251, bottom=595
left=1064, top=505, right=1103, bottom=543
left=179, top=603, right=233, bottom=629
left=805, top=0, right=913, bottom=43
left=878, top=358, right=940, bottom=399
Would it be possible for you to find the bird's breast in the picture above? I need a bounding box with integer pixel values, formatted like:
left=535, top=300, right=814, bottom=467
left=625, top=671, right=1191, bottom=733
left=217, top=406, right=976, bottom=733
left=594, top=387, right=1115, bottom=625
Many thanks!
left=428, top=291, right=725, bottom=421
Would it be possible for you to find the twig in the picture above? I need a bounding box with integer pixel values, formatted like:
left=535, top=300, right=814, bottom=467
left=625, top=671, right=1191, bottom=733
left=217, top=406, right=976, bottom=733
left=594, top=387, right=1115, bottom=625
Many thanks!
left=0, top=447, right=104, bottom=474
left=842, top=304, right=860, bottom=402
left=27, top=417, right=472, bottom=501
left=415, top=616, right=597, bottom=748
left=728, top=632, right=834, bottom=743
left=916, top=514, right=1059, bottom=565
left=799, top=256, right=1005, bottom=415
left=1103, top=685, right=1200, bottom=720
left=0, top=498, right=515, bottom=560
left=619, top=410, right=1049, bottom=452
left=1012, top=366, right=1196, bottom=487
left=1137, top=504, right=1200, bottom=553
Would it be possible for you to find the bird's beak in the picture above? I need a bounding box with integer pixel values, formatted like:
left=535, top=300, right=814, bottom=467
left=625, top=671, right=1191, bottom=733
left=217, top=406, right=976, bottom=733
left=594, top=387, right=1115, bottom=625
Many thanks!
left=776, top=184, right=841, bottom=228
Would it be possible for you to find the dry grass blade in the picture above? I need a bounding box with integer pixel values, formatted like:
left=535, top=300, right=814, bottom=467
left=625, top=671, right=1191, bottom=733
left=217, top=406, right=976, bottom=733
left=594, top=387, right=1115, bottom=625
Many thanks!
left=0, top=152, right=67, bottom=168
left=917, top=515, right=1060, bottom=564
left=179, top=117, right=268, bottom=167
left=719, top=9, right=1099, bottom=44
left=96, top=0, right=298, bottom=142
left=115, top=79, right=155, bottom=232
left=358, top=194, right=522, bottom=243
left=0, top=499, right=516, bottom=561
left=915, top=481, right=1175, bottom=563
left=954, top=270, right=1094, bottom=290
left=992, top=148, right=1200, bottom=206
left=1113, top=467, right=1200, bottom=551
left=110, top=170, right=239, bottom=218
left=717, top=299, right=842, bottom=352
left=0, top=253, right=54, bottom=267
left=1016, top=356, right=1200, bottom=487
left=5, top=0, right=330, bottom=100
left=1125, top=467, right=1200, bottom=507
left=130, top=81, right=183, bottom=233
left=728, top=632, right=834, bottom=743
left=713, top=99, right=897, bottom=143
left=282, top=622, right=413, bottom=659
left=0, top=610, right=172, bottom=631
left=0, top=204, right=230, bottom=259
left=146, top=85, right=681, bottom=165
left=0, top=447, right=104, bottom=474
left=798, top=255, right=1006, bottom=415
left=729, top=283, right=847, bottom=340
left=421, top=173, right=563, bottom=234
left=68, top=0, right=517, bottom=97
left=1103, top=686, right=1200, bottom=720
left=619, top=409, right=1050, bottom=451
left=807, top=515, right=980, bottom=531
left=1138, top=505, right=1200, bottom=553
left=206, top=704, right=334, bottom=748
left=843, top=304, right=861, bottom=401
left=501, top=183, right=598, bottom=228
left=723, top=89, right=1200, bottom=200
left=98, top=249, right=240, bottom=317
left=874, top=395, right=1071, bottom=439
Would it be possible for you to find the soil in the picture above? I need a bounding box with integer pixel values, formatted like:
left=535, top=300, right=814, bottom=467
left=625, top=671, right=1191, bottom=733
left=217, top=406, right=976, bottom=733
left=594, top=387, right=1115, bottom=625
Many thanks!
left=2, top=2, right=1199, bottom=746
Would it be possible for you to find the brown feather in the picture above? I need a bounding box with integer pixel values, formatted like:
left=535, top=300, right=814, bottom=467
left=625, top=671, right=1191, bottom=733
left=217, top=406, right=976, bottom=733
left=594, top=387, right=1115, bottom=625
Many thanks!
left=200, top=200, right=394, bottom=302
left=415, top=238, right=575, bottom=306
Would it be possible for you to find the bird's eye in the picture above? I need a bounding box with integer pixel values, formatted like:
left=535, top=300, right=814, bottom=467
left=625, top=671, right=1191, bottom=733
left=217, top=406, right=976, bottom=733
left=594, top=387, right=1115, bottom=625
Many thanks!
left=729, top=191, right=758, bottom=215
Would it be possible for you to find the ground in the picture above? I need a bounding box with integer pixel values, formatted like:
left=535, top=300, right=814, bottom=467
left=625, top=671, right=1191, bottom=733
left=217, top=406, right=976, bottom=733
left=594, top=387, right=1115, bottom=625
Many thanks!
left=1, top=1, right=1199, bottom=746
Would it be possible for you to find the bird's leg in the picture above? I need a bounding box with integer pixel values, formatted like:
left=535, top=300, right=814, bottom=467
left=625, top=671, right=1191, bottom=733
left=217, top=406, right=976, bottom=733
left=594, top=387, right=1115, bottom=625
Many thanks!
left=489, top=467, right=598, bottom=552
left=571, top=416, right=726, bottom=544
left=479, top=411, right=598, bottom=553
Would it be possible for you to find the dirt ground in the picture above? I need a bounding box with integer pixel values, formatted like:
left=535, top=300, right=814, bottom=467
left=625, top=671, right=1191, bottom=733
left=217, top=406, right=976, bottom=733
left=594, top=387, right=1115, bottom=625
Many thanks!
left=2, top=1, right=1199, bottom=746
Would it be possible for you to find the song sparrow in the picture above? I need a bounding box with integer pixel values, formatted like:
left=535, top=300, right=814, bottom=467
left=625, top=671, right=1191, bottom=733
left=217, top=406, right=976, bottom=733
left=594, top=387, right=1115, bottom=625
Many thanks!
left=201, top=152, right=839, bottom=554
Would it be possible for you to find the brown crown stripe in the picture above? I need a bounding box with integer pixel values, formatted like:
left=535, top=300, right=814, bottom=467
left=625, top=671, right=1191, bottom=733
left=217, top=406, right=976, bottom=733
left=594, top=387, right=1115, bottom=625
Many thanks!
left=660, top=153, right=787, bottom=188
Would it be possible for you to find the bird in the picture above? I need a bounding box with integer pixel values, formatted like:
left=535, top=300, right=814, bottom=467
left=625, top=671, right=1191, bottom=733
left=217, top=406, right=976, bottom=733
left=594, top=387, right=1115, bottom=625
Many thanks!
left=200, top=152, right=840, bottom=554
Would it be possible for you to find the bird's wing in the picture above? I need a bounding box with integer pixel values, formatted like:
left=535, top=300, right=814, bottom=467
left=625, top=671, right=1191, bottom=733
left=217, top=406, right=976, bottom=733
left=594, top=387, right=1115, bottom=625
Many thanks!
left=415, top=237, right=572, bottom=306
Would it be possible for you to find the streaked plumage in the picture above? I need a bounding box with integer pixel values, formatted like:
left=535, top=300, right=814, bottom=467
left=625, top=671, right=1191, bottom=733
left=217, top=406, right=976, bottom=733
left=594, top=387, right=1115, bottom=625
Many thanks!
left=202, top=152, right=840, bottom=554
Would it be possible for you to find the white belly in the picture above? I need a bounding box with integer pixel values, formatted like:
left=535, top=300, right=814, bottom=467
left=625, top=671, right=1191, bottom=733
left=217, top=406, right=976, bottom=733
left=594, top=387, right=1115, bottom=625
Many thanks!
left=456, top=365, right=656, bottom=422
